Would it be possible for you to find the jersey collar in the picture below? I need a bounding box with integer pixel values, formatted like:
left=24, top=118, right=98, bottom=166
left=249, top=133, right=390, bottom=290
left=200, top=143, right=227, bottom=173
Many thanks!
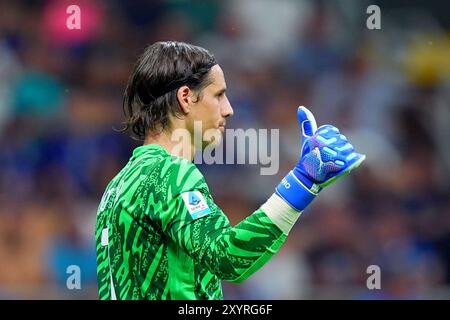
left=132, top=143, right=170, bottom=159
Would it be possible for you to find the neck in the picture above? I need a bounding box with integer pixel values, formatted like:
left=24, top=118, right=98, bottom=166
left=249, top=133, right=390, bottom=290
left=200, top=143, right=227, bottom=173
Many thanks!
left=144, top=128, right=195, bottom=161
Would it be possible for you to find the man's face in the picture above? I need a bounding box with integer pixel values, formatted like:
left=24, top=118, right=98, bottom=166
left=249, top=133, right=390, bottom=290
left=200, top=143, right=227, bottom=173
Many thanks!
left=188, top=64, right=234, bottom=148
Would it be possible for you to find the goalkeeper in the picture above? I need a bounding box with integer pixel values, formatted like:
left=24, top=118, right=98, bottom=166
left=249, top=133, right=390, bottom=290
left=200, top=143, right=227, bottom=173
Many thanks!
left=95, top=41, right=365, bottom=300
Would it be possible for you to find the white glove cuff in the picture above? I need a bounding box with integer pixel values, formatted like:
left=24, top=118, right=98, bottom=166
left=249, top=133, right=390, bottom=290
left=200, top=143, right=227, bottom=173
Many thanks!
left=261, top=193, right=303, bottom=235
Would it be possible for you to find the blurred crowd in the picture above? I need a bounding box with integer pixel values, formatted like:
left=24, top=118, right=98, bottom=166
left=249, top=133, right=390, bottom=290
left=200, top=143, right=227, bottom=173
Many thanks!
left=0, top=0, right=449, bottom=299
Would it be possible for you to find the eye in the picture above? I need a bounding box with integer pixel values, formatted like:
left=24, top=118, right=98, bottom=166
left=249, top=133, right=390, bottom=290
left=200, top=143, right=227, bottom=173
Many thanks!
left=216, top=90, right=226, bottom=98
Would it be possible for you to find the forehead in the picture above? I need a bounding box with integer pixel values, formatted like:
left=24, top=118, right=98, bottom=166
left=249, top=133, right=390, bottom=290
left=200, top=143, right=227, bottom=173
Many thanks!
left=207, top=65, right=226, bottom=88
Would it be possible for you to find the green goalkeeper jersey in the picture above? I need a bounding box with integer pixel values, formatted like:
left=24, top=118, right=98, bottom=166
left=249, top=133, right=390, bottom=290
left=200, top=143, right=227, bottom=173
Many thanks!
left=95, top=144, right=287, bottom=300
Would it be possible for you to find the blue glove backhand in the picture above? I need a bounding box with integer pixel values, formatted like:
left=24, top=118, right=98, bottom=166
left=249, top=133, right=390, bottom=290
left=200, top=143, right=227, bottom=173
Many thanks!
left=275, top=106, right=366, bottom=211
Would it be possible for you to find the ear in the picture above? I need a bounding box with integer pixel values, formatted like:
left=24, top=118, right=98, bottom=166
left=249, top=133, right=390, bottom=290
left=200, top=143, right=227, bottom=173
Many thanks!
left=176, top=86, right=192, bottom=114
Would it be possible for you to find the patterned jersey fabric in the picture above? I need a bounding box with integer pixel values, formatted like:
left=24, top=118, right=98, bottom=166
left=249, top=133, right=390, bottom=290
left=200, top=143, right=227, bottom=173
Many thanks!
left=95, top=144, right=286, bottom=300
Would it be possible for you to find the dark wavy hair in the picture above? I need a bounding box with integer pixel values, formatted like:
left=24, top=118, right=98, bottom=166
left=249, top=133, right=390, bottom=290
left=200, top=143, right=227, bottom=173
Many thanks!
left=120, top=41, right=217, bottom=141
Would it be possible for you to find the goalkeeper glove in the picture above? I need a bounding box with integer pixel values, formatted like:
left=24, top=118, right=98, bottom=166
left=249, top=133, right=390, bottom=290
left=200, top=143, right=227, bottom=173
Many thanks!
left=275, top=106, right=366, bottom=211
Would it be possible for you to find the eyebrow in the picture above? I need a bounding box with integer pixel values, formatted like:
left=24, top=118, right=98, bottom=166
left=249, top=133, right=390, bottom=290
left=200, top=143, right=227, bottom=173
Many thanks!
left=216, top=87, right=227, bottom=95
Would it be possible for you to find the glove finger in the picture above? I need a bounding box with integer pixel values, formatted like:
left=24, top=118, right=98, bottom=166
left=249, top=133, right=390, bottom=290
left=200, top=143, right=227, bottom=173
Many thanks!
left=297, top=106, right=317, bottom=139
left=345, top=152, right=366, bottom=169
left=334, top=142, right=354, bottom=155
left=319, top=153, right=366, bottom=188
left=317, top=124, right=340, bottom=137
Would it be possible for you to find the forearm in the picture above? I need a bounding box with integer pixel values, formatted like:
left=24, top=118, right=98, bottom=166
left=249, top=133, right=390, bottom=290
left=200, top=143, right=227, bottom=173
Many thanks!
left=194, top=195, right=300, bottom=284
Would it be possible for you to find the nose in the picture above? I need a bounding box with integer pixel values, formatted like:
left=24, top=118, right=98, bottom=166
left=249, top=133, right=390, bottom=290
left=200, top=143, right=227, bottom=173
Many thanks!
left=222, top=97, right=234, bottom=118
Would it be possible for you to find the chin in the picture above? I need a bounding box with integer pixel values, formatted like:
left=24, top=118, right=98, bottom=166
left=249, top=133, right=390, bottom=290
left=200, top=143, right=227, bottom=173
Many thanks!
left=202, top=128, right=223, bottom=149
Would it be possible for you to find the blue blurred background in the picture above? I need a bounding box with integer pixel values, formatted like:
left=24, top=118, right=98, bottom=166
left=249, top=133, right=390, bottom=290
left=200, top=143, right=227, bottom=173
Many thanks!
left=0, top=0, right=449, bottom=299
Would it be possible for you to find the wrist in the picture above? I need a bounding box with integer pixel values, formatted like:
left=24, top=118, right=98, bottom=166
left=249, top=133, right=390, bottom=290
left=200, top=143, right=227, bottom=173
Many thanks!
left=261, top=193, right=303, bottom=235
left=275, top=170, right=319, bottom=211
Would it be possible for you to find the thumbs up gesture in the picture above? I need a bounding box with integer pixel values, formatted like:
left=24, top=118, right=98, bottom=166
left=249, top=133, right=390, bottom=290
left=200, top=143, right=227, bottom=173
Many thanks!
left=296, top=106, right=365, bottom=188
left=275, top=106, right=365, bottom=211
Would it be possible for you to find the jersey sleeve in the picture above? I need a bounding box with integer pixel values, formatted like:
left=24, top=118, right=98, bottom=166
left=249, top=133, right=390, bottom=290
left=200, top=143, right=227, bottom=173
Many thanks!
left=149, top=157, right=288, bottom=284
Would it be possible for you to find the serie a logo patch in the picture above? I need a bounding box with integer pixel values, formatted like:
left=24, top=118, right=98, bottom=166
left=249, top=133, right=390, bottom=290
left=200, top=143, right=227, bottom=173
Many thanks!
left=181, top=191, right=211, bottom=220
